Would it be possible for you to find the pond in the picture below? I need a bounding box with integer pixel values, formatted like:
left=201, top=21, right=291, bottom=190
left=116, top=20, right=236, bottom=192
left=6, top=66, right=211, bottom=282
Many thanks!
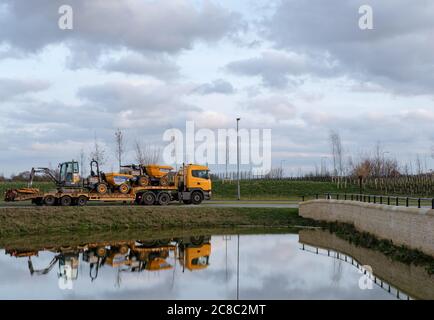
left=0, top=230, right=432, bottom=299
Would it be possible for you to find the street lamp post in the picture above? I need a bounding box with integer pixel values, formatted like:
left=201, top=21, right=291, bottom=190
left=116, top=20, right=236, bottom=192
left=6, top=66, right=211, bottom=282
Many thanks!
left=236, top=117, right=241, bottom=201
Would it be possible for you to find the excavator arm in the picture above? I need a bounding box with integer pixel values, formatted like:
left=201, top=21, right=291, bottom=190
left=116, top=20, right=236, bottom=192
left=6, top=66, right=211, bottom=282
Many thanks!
left=28, top=255, right=59, bottom=276
left=28, top=167, right=60, bottom=187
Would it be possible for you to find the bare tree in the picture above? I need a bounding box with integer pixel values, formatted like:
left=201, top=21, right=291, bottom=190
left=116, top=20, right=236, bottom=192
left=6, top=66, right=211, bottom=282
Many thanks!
left=114, top=129, right=125, bottom=171
left=134, top=141, right=161, bottom=165
left=90, top=134, right=106, bottom=166
left=415, top=154, right=423, bottom=175
left=329, top=130, right=344, bottom=176
left=265, top=167, right=284, bottom=179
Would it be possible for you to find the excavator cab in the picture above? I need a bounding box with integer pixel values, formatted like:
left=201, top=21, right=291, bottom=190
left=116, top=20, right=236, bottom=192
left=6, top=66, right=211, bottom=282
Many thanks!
left=58, top=161, right=80, bottom=187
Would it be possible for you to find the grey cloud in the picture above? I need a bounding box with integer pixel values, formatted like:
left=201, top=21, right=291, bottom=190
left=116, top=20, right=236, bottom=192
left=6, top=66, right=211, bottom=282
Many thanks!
left=249, top=95, right=297, bottom=120
left=265, top=0, right=434, bottom=94
left=77, top=81, right=199, bottom=116
left=0, top=0, right=242, bottom=65
left=0, top=78, right=50, bottom=99
left=101, top=53, right=180, bottom=80
left=226, top=50, right=338, bottom=88
left=193, top=79, right=235, bottom=95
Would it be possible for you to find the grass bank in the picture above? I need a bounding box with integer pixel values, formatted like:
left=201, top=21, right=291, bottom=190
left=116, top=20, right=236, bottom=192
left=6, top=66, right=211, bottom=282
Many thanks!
left=212, top=180, right=361, bottom=200
left=0, top=226, right=297, bottom=251
left=321, top=222, right=434, bottom=274
left=0, top=206, right=317, bottom=237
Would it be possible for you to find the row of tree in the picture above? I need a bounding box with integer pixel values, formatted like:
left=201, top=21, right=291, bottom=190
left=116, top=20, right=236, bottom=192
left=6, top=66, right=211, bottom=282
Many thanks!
left=2, top=129, right=163, bottom=182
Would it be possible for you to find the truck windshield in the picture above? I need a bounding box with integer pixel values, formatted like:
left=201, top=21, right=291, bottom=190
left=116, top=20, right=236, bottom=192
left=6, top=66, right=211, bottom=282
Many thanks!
left=192, top=170, right=210, bottom=179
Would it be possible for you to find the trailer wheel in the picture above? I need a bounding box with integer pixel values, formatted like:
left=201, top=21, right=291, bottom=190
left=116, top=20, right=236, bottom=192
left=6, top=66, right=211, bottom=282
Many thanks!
left=191, top=191, right=203, bottom=205
left=158, top=192, right=170, bottom=206
left=76, top=196, right=88, bottom=206
left=141, top=192, right=156, bottom=206
left=60, top=195, right=72, bottom=206
left=44, top=195, right=56, bottom=206
left=33, top=198, right=43, bottom=206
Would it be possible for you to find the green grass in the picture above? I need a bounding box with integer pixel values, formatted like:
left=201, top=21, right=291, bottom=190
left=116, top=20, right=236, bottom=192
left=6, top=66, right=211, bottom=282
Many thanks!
left=0, top=206, right=317, bottom=236
left=212, top=179, right=361, bottom=200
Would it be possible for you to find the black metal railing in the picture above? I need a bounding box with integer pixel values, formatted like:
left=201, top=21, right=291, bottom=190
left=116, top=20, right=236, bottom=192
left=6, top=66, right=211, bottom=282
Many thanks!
left=298, top=193, right=434, bottom=209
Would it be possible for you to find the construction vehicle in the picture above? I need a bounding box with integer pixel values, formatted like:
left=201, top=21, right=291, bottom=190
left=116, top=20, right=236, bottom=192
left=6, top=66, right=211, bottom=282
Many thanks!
left=4, top=159, right=211, bottom=206
left=4, top=235, right=211, bottom=285
left=120, top=164, right=174, bottom=187
left=177, top=236, right=211, bottom=271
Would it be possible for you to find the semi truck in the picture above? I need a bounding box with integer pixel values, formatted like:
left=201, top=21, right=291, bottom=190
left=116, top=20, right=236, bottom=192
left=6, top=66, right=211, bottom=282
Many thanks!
left=4, top=160, right=212, bottom=206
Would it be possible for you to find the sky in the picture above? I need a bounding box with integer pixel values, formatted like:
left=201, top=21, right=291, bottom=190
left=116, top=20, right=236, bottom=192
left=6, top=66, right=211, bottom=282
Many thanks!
left=1, top=0, right=434, bottom=176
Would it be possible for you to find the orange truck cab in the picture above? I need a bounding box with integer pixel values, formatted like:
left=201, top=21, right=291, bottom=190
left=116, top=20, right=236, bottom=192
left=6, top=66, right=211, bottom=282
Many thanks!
left=180, top=243, right=211, bottom=271
left=179, top=164, right=212, bottom=204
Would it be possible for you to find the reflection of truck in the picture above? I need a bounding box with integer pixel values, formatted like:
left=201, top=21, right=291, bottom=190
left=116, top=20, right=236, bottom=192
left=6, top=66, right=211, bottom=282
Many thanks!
left=4, top=235, right=212, bottom=284
left=177, top=236, right=211, bottom=271
left=4, top=160, right=212, bottom=206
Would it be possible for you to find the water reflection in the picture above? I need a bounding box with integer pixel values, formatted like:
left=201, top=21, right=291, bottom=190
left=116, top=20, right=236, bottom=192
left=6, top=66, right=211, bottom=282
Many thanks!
left=0, top=232, right=432, bottom=299
left=5, top=236, right=212, bottom=286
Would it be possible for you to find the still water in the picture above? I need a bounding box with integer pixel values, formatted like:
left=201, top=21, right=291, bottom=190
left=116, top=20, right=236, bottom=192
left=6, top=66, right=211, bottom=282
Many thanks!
left=0, top=231, right=432, bottom=300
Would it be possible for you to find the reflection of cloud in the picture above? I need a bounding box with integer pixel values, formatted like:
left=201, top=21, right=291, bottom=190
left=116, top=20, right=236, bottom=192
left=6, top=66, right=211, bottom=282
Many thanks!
left=0, top=234, right=395, bottom=299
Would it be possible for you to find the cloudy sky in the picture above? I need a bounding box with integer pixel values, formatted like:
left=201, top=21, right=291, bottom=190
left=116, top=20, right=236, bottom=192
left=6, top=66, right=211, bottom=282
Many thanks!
left=1, top=0, right=434, bottom=176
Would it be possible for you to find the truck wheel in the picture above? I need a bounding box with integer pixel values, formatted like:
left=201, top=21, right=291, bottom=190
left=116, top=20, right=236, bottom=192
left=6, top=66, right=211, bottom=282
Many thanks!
left=158, top=192, right=170, bottom=205
left=96, top=183, right=108, bottom=194
left=191, top=191, right=203, bottom=205
left=44, top=195, right=56, bottom=206
left=190, top=236, right=205, bottom=245
left=119, top=183, right=130, bottom=194
left=60, top=196, right=72, bottom=206
left=76, top=196, right=88, bottom=206
left=141, top=192, right=156, bottom=205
